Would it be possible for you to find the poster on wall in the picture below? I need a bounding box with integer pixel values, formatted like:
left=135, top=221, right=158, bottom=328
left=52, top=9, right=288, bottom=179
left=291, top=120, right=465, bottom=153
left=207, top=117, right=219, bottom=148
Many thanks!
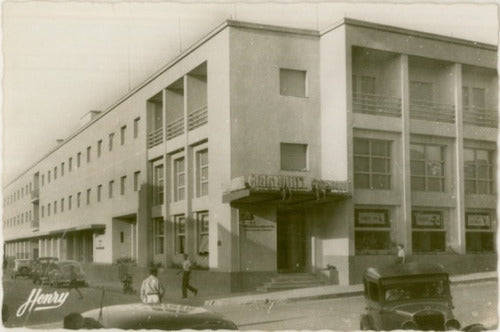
left=412, top=211, right=443, bottom=228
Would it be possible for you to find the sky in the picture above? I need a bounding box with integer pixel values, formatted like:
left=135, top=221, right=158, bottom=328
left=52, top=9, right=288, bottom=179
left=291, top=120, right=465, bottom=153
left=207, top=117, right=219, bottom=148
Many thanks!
left=1, top=0, right=498, bottom=185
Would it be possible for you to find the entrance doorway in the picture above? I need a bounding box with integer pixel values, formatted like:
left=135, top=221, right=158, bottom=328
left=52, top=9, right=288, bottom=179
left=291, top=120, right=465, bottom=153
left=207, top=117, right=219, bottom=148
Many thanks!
left=277, top=209, right=306, bottom=272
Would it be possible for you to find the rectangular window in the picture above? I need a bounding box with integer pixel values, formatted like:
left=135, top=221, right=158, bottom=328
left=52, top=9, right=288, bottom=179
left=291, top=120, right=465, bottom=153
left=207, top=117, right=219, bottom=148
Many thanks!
left=464, top=148, right=494, bottom=194
left=153, top=165, right=164, bottom=205
left=174, top=158, right=185, bottom=201
left=134, top=171, right=140, bottom=192
left=48, top=203, right=51, bottom=216
left=120, top=232, right=124, bottom=243
left=410, top=81, right=433, bottom=101
left=42, top=174, right=45, bottom=186
left=463, top=86, right=486, bottom=109
left=41, top=206, right=44, bottom=218
left=465, top=211, right=495, bottom=253
left=109, top=180, right=114, bottom=198
left=109, top=133, right=114, bottom=151
left=134, top=117, right=140, bottom=138
left=86, top=189, right=91, bottom=205
left=280, top=143, right=307, bottom=171
left=77, top=192, right=81, bottom=208
left=61, top=162, right=64, bottom=176
left=69, top=157, right=72, bottom=172
left=87, top=146, right=91, bottom=163
left=61, top=198, right=64, bottom=212
left=121, top=125, right=126, bottom=145
left=97, top=140, right=102, bottom=157
left=412, top=210, right=445, bottom=253
left=355, top=208, right=391, bottom=254
left=153, top=218, right=165, bottom=255
left=410, top=144, right=445, bottom=192
left=197, top=211, right=209, bottom=255
left=354, top=138, right=392, bottom=189
left=48, top=171, right=51, bottom=183
left=279, top=68, right=307, bottom=97
left=69, top=195, right=72, bottom=210
left=352, top=75, right=376, bottom=95
left=196, top=149, right=209, bottom=197
left=54, top=167, right=57, bottom=180
left=77, top=153, right=81, bottom=167
left=97, top=185, right=102, bottom=202
left=120, top=176, right=126, bottom=195
left=174, top=214, right=186, bottom=254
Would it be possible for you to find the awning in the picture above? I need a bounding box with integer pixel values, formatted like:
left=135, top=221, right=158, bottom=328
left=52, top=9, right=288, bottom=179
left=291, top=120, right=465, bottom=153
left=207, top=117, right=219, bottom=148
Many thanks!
left=48, top=224, right=106, bottom=235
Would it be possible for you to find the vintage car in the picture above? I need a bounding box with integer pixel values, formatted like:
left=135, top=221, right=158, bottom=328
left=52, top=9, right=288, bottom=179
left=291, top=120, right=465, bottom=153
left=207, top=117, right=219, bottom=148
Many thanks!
left=31, top=257, right=59, bottom=284
left=360, top=263, right=485, bottom=331
left=47, top=260, right=87, bottom=287
left=11, top=259, right=33, bottom=279
left=73, top=303, right=238, bottom=330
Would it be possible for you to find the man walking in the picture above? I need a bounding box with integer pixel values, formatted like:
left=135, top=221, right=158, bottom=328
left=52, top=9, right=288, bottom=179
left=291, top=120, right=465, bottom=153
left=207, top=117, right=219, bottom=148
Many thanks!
left=140, top=266, right=164, bottom=304
left=180, top=254, right=198, bottom=298
left=68, top=265, right=83, bottom=299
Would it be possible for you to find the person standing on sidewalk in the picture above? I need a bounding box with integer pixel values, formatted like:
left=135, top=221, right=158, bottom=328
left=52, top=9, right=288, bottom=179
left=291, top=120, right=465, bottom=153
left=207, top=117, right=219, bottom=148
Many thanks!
left=140, top=266, right=164, bottom=304
left=396, top=244, right=406, bottom=264
left=180, top=254, right=198, bottom=298
left=68, top=265, right=83, bottom=299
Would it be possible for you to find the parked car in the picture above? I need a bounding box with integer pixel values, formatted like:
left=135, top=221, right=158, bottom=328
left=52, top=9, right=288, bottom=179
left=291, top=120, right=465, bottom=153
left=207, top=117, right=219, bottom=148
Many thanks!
left=69, top=303, right=238, bottom=330
left=11, top=259, right=33, bottom=279
left=360, top=262, right=485, bottom=331
left=47, top=260, right=87, bottom=288
left=31, top=257, right=58, bottom=284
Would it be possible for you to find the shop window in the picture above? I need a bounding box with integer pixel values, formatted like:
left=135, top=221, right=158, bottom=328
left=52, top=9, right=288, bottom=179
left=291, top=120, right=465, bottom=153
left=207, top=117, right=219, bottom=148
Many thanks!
left=281, top=143, right=307, bottom=171
left=354, top=138, right=392, bottom=189
left=465, top=212, right=495, bottom=253
left=197, top=211, right=209, bottom=255
left=174, top=214, right=186, bottom=254
left=153, top=165, right=164, bottom=204
left=355, top=208, right=391, bottom=254
left=196, top=149, right=208, bottom=197
left=153, top=218, right=164, bottom=255
left=174, top=157, right=185, bottom=201
left=410, top=144, right=445, bottom=192
left=412, top=211, right=445, bottom=253
left=464, top=148, right=494, bottom=194
left=280, top=68, right=307, bottom=97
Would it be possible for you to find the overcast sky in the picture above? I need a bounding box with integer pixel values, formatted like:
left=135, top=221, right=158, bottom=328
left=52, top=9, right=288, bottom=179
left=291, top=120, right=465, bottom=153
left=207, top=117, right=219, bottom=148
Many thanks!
left=1, top=1, right=498, bottom=185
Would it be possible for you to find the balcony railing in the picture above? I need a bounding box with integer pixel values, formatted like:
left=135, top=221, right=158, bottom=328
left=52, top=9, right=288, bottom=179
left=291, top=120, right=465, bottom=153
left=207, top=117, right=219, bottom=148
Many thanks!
left=463, top=106, right=498, bottom=128
left=30, top=189, right=39, bottom=202
left=188, top=105, right=208, bottom=130
left=147, top=127, right=163, bottom=149
left=166, top=117, right=184, bottom=140
left=409, top=99, right=455, bottom=123
left=353, top=93, right=402, bottom=117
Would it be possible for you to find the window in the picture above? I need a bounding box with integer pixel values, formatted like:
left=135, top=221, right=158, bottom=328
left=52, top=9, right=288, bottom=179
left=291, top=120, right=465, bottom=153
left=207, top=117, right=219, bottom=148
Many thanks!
left=48, top=171, right=51, bottom=183
left=121, top=125, right=126, bottom=145
left=86, top=189, right=91, bottom=205
left=153, top=218, right=164, bottom=255
left=465, top=211, right=495, bottom=253
left=42, top=174, right=45, bottom=186
left=120, top=176, right=126, bottom=195
left=355, top=208, right=391, bottom=254
left=41, top=206, right=45, bottom=218
left=134, top=117, right=140, bottom=138
left=61, top=198, right=64, bottom=212
left=153, top=165, right=164, bottom=205
left=197, top=211, right=209, bottom=255
left=352, top=75, right=376, bottom=95
left=354, top=138, right=392, bottom=189
left=410, top=144, right=445, bottom=192
left=280, top=143, right=307, bottom=171
left=48, top=203, right=51, bottom=216
left=77, top=192, right=81, bottom=208
left=109, top=180, right=114, bottom=198
left=174, top=158, right=185, bottom=201
left=77, top=152, right=81, bottom=167
left=87, top=146, right=91, bottom=163
left=68, top=195, right=72, bottom=210
left=279, top=68, right=307, bottom=97
left=196, top=149, right=208, bottom=197
left=61, top=162, right=64, bottom=176
left=174, top=214, right=186, bottom=254
left=97, top=140, right=102, bottom=157
left=69, top=157, right=72, bottom=172
left=120, top=232, right=124, bottom=243
left=134, top=171, right=140, bottom=192
left=109, top=133, right=114, bottom=151
left=54, top=166, right=57, bottom=180
left=410, top=81, right=433, bottom=101
left=97, top=185, right=102, bottom=202
left=463, top=86, right=486, bottom=109
left=464, top=148, right=494, bottom=194
left=412, top=210, right=445, bottom=253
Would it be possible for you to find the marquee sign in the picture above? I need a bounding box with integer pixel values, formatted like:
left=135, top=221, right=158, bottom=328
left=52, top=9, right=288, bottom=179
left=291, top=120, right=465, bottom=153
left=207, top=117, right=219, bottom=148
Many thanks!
left=412, top=211, right=443, bottom=228
left=466, top=213, right=491, bottom=229
left=247, top=174, right=307, bottom=190
left=355, top=209, right=390, bottom=227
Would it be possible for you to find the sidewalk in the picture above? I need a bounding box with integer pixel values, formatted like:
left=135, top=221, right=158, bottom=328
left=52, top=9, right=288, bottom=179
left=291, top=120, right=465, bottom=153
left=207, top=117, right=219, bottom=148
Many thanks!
left=203, top=270, right=497, bottom=306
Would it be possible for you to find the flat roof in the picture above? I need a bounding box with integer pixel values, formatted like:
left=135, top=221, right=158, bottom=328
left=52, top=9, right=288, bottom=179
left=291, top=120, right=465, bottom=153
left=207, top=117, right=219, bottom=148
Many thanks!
left=365, top=263, right=448, bottom=279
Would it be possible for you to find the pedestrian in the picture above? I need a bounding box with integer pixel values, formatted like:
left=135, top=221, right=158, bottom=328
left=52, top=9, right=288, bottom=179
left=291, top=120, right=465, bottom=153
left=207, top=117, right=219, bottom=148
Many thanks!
left=396, top=244, right=406, bottom=264
left=179, top=254, right=198, bottom=298
left=140, top=266, right=164, bottom=304
left=68, top=265, right=83, bottom=299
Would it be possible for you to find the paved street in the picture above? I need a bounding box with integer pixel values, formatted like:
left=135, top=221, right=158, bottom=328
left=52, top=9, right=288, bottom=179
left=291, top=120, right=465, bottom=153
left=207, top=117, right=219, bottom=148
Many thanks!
left=2, top=276, right=497, bottom=330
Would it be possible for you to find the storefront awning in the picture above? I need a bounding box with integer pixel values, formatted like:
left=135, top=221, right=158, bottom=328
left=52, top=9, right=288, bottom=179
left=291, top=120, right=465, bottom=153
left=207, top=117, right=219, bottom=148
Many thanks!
left=48, top=224, right=106, bottom=235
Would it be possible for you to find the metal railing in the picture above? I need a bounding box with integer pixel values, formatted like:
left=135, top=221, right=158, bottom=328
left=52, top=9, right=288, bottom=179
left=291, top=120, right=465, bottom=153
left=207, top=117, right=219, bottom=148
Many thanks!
left=188, top=105, right=208, bottom=130
left=147, top=128, right=163, bottom=148
left=353, top=93, right=401, bottom=117
left=166, top=117, right=184, bottom=140
left=463, top=106, right=498, bottom=128
left=409, top=99, right=455, bottom=123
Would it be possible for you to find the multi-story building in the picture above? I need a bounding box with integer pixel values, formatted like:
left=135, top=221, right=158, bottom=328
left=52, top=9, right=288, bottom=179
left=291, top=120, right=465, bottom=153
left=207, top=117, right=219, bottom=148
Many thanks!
left=3, top=18, right=497, bottom=288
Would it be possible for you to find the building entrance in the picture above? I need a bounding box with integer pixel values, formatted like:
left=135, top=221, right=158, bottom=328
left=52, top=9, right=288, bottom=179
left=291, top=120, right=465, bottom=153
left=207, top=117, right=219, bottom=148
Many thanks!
left=277, top=209, right=306, bottom=273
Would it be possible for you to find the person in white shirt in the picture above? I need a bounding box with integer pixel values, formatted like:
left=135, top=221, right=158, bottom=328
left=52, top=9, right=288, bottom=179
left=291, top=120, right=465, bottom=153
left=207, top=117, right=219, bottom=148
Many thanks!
left=140, top=266, right=164, bottom=304
left=396, top=244, right=406, bottom=264
left=180, top=254, right=198, bottom=298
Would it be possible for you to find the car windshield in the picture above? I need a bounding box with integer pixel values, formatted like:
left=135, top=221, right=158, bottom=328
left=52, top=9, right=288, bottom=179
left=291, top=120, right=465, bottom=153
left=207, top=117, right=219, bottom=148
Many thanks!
left=383, top=280, right=447, bottom=302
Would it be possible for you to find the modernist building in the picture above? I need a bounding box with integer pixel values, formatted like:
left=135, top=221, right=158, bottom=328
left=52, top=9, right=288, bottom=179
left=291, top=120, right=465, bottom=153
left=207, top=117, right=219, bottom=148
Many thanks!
left=3, top=18, right=497, bottom=287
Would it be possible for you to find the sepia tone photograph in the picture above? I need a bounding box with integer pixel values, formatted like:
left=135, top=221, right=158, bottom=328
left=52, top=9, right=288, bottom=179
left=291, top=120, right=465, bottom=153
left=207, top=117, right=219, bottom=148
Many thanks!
left=1, top=0, right=498, bottom=330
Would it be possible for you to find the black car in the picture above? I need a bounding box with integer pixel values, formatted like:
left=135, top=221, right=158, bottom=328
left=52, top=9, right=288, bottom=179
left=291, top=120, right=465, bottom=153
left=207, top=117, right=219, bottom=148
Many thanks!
left=360, top=262, right=485, bottom=331
left=30, top=257, right=58, bottom=285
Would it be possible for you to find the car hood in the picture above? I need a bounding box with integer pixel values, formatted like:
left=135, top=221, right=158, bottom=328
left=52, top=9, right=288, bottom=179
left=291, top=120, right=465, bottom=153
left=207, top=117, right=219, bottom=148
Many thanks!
left=82, top=303, right=237, bottom=330
left=386, top=301, right=451, bottom=317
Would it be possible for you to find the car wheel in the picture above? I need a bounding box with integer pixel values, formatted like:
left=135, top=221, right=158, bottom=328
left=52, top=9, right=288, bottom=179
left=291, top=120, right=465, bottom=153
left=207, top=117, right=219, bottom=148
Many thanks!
left=360, top=314, right=373, bottom=330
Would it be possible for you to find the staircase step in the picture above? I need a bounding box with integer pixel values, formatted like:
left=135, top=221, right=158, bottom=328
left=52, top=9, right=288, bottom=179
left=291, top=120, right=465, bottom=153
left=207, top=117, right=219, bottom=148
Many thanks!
left=256, top=273, right=327, bottom=292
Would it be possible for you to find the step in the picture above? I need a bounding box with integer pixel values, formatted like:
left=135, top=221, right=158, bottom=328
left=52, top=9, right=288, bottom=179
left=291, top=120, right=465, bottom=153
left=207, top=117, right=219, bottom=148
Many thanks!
left=271, top=276, right=322, bottom=283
